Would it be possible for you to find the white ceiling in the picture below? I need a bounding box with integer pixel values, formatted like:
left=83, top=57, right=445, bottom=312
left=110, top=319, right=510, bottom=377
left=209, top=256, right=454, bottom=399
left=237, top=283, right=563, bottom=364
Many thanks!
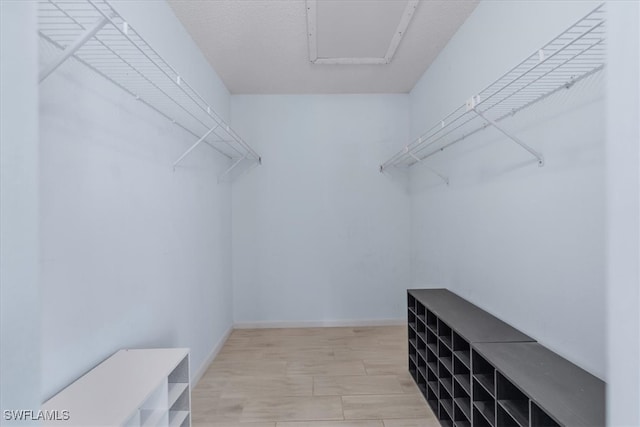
left=167, top=0, right=478, bottom=94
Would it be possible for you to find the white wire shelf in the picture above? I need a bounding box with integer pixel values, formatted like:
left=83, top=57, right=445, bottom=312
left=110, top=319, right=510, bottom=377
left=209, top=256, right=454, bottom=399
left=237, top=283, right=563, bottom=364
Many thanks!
left=37, top=0, right=261, bottom=178
left=380, top=4, right=605, bottom=176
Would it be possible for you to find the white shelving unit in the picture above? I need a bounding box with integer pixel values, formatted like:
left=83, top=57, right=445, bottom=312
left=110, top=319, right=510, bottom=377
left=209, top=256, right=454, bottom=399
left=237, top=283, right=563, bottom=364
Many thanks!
left=37, top=0, right=261, bottom=181
left=380, top=4, right=605, bottom=178
left=42, top=348, right=191, bottom=427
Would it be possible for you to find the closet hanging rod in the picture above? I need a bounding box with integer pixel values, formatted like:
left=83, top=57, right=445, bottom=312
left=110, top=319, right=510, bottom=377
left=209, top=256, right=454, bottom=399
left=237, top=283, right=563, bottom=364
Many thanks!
left=37, top=0, right=262, bottom=176
left=379, top=3, right=605, bottom=173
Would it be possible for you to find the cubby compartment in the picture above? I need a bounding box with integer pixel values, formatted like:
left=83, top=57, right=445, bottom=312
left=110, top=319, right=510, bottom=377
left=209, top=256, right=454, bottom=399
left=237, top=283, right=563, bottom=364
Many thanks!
left=408, top=309, right=417, bottom=332
left=408, top=356, right=417, bottom=379
left=409, top=343, right=418, bottom=379
left=439, top=382, right=454, bottom=421
left=43, top=348, right=192, bottom=427
left=426, top=383, right=439, bottom=415
left=417, top=350, right=427, bottom=379
left=426, top=341, right=439, bottom=375
left=408, top=326, right=417, bottom=350
left=417, top=303, right=426, bottom=324
left=496, top=372, right=528, bottom=427
left=426, top=309, right=438, bottom=333
left=416, top=367, right=427, bottom=397
left=453, top=354, right=471, bottom=395
left=408, top=294, right=417, bottom=314
left=440, top=401, right=454, bottom=427
left=427, top=363, right=439, bottom=396
left=473, top=377, right=496, bottom=427
left=497, top=404, right=521, bottom=427
left=416, top=318, right=427, bottom=342
left=438, top=320, right=453, bottom=350
left=531, top=402, right=561, bottom=427
left=453, top=331, right=471, bottom=369
left=168, top=356, right=190, bottom=427
left=439, top=341, right=453, bottom=374
left=453, top=374, right=471, bottom=423
left=426, top=328, right=438, bottom=356
left=454, top=402, right=472, bottom=427
left=472, top=350, right=495, bottom=396
left=439, top=360, right=454, bottom=398
left=474, top=406, right=494, bottom=427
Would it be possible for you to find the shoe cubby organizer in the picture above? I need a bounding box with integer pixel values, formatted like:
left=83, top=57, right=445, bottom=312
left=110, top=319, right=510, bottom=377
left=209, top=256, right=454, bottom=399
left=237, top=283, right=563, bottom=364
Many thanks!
left=42, top=348, right=191, bottom=426
left=407, top=289, right=604, bottom=427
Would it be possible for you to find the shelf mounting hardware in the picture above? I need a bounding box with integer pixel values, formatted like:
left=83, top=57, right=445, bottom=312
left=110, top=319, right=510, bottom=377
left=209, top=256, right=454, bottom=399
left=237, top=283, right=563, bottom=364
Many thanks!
left=472, top=108, right=544, bottom=167
left=39, top=15, right=109, bottom=83
left=173, top=125, right=219, bottom=170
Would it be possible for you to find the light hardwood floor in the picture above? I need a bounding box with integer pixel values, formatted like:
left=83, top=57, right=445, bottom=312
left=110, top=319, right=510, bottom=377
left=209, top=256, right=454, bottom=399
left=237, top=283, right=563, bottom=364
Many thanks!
left=192, top=326, right=439, bottom=427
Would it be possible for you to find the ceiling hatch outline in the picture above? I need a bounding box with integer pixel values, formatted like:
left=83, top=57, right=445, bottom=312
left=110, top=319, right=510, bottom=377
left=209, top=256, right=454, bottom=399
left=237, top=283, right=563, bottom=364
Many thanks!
left=306, top=0, right=419, bottom=65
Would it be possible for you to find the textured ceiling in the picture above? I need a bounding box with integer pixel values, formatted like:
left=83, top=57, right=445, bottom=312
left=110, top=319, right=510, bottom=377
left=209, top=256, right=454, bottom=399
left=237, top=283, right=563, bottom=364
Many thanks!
left=167, top=0, right=478, bottom=94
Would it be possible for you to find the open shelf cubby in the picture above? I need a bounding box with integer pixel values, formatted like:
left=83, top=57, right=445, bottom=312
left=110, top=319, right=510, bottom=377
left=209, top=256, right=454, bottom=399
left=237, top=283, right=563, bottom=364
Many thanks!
left=409, top=325, right=417, bottom=351
left=408, top=293, right=416, bottom=312
left=454, top=354, right=471, bottom=395
left=497, top=404, right=521, bottom=427
left=473, top=350, right=495, bottom=396
left=427, top=328, right=439, bottom=355
left=440, top=382, right=455, bottom=421
left=454, top=402, right=472, bottom=427
left=439, top=359, right=454, bottom=397
left=417, top=351, right=427, bottom=379
left=531, top=402, right=561, bottom=427
left=408, top=309, right=417, bottom=333
left=417, top=303, right=427, bottom=324
left=473, top=376, right=496, bottom=427
left=453, top=367, right=471, bottom=424
left=43, top=348, right=191, bottom=427
left=439, top=341, right=454, bottom=375
left=439, top=321, right=453, bottom=350
left=426, top=309, right=438, bottom=333
left=417, top=317, right=427, bottom=342
left=427, top=343, right=439, bottom=376
left=417, top=365, right=428, bottom=397
left=496, top=372, right=529, bottom=427
left=453, top=331, right=471, bottom=369
left=440, top=402, right=454, bottom=427
left=474, top=406, right=494, bottom=427
left=428, top=361, right=440, bottom=396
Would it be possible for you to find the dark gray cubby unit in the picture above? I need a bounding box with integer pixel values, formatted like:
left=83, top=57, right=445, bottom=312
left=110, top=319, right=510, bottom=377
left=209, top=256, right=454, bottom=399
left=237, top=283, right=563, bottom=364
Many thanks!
left=408, top=289, right=534, bottom=427
left=473, top=342, right=605, bottom=427
left=407, top=289, right=605, bottom=427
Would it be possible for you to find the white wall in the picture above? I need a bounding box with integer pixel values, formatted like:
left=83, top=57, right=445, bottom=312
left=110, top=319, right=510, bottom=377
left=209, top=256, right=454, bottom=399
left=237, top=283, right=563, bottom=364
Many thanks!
left=409, top=1, right=606, bottom=378
left=606, top=2, right=640, bottom=425
left=39, top=1, right=234, bottom=399
left=0, top=1, right=41, bottom=423
left=231, top=95, right=411, bottom=325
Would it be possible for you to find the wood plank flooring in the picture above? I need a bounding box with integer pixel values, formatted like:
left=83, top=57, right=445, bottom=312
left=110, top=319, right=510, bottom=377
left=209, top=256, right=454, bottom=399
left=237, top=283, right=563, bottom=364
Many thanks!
left=192, top=326, right=439, bottom=427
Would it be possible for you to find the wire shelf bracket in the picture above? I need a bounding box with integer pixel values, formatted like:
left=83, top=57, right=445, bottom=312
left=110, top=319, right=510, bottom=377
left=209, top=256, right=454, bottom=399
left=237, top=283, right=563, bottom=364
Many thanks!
left=37, top=0, right=261, bottom=180
left=379, top=3, right=605, bottom=174
left=472, top=105, right=544, bottom=167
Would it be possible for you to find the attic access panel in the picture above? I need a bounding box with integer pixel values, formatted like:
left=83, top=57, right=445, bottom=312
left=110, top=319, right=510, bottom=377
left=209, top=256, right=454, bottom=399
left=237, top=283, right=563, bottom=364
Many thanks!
left=306, top=0, right=419, bottom=65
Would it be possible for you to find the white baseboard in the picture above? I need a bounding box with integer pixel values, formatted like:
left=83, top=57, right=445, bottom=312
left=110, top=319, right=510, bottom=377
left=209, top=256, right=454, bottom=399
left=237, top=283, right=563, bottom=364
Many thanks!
left=191, top=325, right=233, bottom=387
left=233, top=318, right=405, bottom=329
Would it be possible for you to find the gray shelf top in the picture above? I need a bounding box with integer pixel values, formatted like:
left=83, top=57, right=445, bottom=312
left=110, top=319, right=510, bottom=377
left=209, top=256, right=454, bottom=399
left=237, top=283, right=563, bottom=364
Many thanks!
left=408, top=288, right=533, bottom=343
left=473, top=342, right=605, bottom=427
